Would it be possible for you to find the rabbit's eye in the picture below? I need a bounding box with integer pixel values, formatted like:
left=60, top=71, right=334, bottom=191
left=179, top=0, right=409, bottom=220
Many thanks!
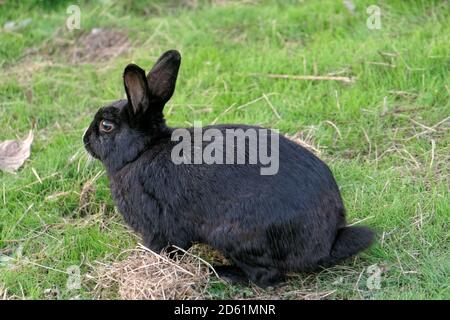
left=99, top=120, right=115, bottom=133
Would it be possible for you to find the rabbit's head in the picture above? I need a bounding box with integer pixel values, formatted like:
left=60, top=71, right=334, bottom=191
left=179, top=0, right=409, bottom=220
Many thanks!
left=83, top=50, right=181, bottom=172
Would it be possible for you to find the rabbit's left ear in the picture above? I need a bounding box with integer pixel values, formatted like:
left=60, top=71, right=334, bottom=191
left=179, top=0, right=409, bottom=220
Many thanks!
left=123, top=64, right=150, bottom=115
left=147, top=50, right=181, bottom=108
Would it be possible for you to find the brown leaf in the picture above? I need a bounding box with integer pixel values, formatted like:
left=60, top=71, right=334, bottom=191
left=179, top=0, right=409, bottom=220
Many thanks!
left=0, top=131, right=34, bottom=173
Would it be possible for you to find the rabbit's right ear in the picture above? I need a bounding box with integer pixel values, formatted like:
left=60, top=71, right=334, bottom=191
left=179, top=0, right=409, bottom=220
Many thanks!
left=123, top=64, right=150, bottom=115
left=146, top=50, right=181, bottom=109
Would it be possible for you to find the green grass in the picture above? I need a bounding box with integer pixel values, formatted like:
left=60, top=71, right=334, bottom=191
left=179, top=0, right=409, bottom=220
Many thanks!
left=0, top=0, right=449, bottom=299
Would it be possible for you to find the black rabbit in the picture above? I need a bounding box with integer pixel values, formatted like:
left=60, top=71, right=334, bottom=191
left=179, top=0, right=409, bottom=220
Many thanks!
left=83, top=50, right=374, bottom=287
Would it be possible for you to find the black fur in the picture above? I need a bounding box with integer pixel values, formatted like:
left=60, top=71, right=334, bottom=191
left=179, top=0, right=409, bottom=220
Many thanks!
left=83, top=50, right=374, bottom=287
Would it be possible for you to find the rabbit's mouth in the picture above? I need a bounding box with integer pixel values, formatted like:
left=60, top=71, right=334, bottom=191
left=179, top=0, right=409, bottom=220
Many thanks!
left=83, top=142, right=98, bottom=160
left=83, top=141, right=100, bottom=160
left=82, top=128, right=100, bottom=160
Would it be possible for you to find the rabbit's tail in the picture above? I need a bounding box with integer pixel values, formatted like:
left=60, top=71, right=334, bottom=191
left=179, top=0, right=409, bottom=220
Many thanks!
left=320, top=226, right=374, bottom=268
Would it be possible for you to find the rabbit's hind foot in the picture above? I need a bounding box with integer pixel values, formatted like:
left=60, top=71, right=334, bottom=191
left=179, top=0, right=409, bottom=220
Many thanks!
left=214, top=265, right=249, bottom=285
left=246, top=266, right=285, bottom=288
left=221, top=262, right=285, bottom=288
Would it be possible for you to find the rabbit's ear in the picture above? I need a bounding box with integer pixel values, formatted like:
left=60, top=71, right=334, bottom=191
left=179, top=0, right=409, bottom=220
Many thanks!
left=123, top=64, right=150, bottom=114
left=146, top=50, right=181, bottom=107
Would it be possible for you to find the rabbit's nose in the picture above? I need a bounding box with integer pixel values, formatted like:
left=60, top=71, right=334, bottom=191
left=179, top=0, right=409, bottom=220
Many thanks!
left=82, top=127, right=91, bottom=144
left=82, top=127, right=89, bottom=138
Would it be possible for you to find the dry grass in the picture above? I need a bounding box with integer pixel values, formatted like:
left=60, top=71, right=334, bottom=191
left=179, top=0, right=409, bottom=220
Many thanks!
left=88, top=242, right=340, bottom=300
left=0, top=283, right=17, bottom=300
left=0, top=284, right=8, bottom=300
left=63, top=29, right=131, bottom=64
left=286, top=129, right=322, bottom=155
left=89, top=243, right=218, bottom=300
left=1, top=27, right=131, bottom=86
left=252, top=73, right=356, bottom=84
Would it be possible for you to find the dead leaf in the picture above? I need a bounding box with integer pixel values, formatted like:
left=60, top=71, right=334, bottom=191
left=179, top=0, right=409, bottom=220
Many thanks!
left=0, top=131, right=34, bottom=173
